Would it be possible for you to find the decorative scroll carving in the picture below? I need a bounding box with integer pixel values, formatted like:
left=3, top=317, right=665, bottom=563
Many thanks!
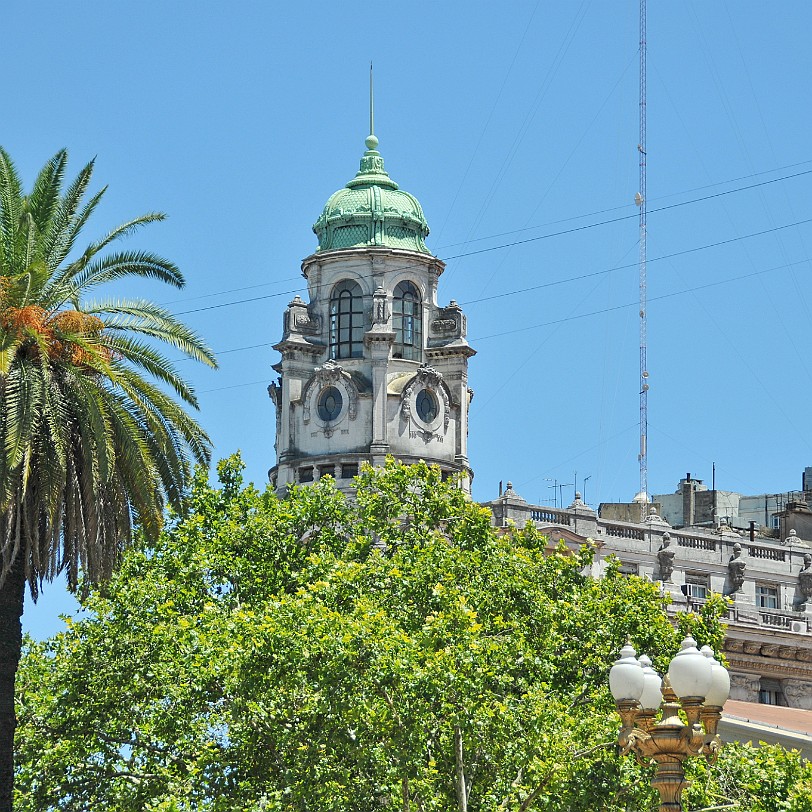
left=400, top=384, right=413, bottom=421
left=783, top=679, right=812, bottom=709
left=728, top=672, right=760, bottom=702
left=301, top=360, right=358, bottom=431
left=400, top=365, right=452, bottom=434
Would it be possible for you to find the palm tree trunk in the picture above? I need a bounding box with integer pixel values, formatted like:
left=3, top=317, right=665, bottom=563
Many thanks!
left=0, top=557, right=25, bottom=812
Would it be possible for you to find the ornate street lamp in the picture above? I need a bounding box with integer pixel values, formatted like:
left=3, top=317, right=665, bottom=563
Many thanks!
left=609, top=637, right=730, bottom=812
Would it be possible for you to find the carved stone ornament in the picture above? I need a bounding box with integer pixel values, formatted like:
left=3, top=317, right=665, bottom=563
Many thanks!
left=430, top=300, right=467, bottom=338
left=294, top=312, right=320, bottom=333
left=400, top=365, right=452, bottom=434
left=301, top=360, right=358, bottom=433
left=783, top=679, right=812, bottom=710
left=372, top=286, right=389, bottom=325
left=799, top=553, right=812, bottom=602
left=728, top=543, right=746, bottom=592
left=656, top=533, right=676, bottom=582
left=728, top=672, right=760, bottom=702
left=415, top=364, right=444, bottom=391
left=286, top=295, right=320, bottom=336
left=431, top=318, right=457, bottom=333
left=268, top=380, right=282, bottom=455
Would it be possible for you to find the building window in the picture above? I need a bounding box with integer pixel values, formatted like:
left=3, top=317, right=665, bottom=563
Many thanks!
left=329, top=280, right=364, bottom=359
left=416, top=389, right=439, bottom=423
left=341, top=463, right=358, bottom=480
left=298, top=467, right=314, bottom=483
left=392, top=281, right=422, bottom=360
left=684, top=573, right=709, bottom=600
left=319, top=465, right=335, bottom=479
left=756, top=584, right=779, bottom=609
left=618, top=561, right=639, bottom=577
left=759, top=678, right=783, bottom=706
left=317, top=386, right=343, bottom=422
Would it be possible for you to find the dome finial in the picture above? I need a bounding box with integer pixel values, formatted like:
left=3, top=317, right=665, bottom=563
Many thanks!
left=365, top=61, right=379, bottom=151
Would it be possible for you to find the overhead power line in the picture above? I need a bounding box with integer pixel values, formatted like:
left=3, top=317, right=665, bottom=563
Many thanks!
left=161, top=161, right=812, bottom=308
left=471, top=257, right=811, bottom=342
left=173, top=214, right=812, bottom=317
left=194, top=255, right=811, bottom=378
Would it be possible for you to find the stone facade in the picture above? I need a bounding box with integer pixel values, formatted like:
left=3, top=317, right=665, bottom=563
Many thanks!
left=484, top=487, right=812, bottom=710
left=269, top=132, right=475, bottom=494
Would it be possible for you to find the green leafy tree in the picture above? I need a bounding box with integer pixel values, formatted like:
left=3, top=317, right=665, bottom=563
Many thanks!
left=13, top=457, right=746, bottom=811
left=18, top=458, right=811, bottom=811
left=0, top=148, right=216, bottom=809
left=685, top=741, right=812, bottom=812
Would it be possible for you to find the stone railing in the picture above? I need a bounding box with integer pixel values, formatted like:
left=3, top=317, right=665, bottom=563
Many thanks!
left=530, top=508, right=571, bottom=526
left=673, top=533, right=718, bottom=552
left=602, top=523, right=645, bottom=541
left=757, top=608, right=806, bottom=632
left=748, top=545, right=787, bottom=562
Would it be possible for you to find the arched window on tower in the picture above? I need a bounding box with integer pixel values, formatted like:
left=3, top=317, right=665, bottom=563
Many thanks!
left=393, top=281, right=422, bottom=361
left=329, top=280, right=364, bottom=359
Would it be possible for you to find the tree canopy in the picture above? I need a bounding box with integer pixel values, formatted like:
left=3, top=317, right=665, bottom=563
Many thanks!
left=14, top=458, right=812, bottom=811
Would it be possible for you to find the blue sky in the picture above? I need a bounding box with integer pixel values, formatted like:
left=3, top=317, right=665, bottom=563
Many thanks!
left=6, top=2, right=812, bottom=637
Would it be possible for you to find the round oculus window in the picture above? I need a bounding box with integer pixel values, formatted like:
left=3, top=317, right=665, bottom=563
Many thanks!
left=416, top=389, right=439, bottom=423
left=317, top=386, right=343, bottom=422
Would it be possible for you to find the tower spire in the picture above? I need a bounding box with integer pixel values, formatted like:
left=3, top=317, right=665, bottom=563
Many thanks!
left=369, top=61, right=375, bottom=137
left=366, top=61, right=378, bottom=151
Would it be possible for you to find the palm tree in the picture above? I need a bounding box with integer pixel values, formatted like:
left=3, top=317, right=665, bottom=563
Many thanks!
left=0, top=148, right=216, bottom=809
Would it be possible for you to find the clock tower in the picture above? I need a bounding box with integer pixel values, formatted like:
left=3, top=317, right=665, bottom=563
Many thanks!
left=268, top=125, right=475, bottom=494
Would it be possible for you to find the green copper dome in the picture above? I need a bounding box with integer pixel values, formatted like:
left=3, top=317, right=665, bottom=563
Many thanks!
left=313, top=134, right=430, bottom=254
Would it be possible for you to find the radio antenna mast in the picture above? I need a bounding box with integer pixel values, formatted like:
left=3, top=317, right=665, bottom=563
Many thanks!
left=636, top=0, right=649, bottom=516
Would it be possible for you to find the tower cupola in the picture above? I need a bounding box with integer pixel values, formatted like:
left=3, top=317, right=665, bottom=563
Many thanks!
left=312, top=134, right=430, bottom=254
left=269, top=77, right=474, bottom=495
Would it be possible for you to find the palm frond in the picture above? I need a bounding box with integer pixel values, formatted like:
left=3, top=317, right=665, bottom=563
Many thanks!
left=0, top=147, right=23, bottom=269
left=89, top=298, right=218, bottom=368
left=3, top=362, right=39, bottom=471
left=28, top=150, right=67, bottom=239
left=69, top=249, right=184, bottom=294
left=102, top=334, right=199, bottom=405
left=42, top=159, right=99, bottom=270
left=105, top=363, right=211, bottom=468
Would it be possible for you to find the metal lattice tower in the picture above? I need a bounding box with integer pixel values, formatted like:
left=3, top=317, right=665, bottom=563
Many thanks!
left=637, top=0, right=649, bottom=512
